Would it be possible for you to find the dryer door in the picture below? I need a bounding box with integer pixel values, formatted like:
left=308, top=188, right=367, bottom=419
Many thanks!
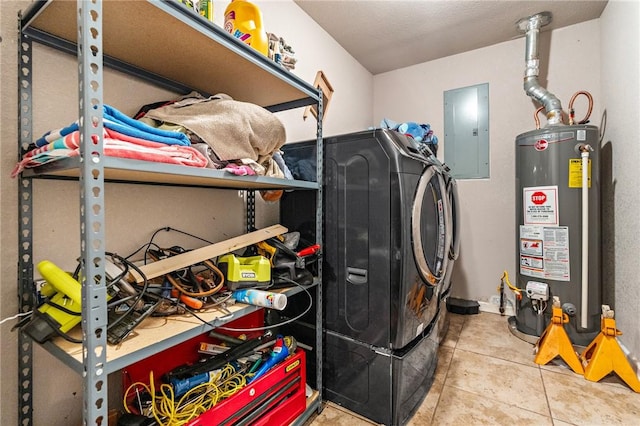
left=412, top=167, right=452, bottom=286
left=441, top=174, right=461, bottom=297
left=447, top=176, right=461, bottom=262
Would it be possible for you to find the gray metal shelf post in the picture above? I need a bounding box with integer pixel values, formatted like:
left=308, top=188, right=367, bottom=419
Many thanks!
left=77, top=1, right=108, bottom=424
left=314, top=90, right=324, bottom=415
left=17, top=20, right=35, bottom=426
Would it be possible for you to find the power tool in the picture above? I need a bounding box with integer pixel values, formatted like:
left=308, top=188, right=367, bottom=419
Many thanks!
left=23, top=259, right=122, bottom=343
left=254, top=233, right=319, bottom=287
left=217, top=254, right=271, bottom=290
left=22, top=261, right=83, bottom=343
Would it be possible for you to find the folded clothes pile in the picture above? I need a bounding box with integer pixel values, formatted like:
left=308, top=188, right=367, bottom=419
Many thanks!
left=33, top=104, right=192, bottom=148
left=12, top=104, right=206, bottom=178
left=14, top=96, right=294, bottom=203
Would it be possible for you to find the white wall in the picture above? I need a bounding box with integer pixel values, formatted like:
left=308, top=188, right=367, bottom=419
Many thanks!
left=0, top=1, right=372, bottom=425
left=374, top=19, right=602, bottom=307
left=213, top=0, right=374, bottom=140
left=600, top=0, right=640, bottom=362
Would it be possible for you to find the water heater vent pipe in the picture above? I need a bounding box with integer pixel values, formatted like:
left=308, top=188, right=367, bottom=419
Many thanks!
left=517, top=12, right=564, bottom=126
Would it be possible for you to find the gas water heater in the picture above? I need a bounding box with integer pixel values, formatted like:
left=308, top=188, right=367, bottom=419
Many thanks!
left=513, top=12, right=601, bottom=346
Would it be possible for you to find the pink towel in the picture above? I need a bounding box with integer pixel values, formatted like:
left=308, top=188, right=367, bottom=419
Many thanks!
left=12, top=128, right=208, bottom=178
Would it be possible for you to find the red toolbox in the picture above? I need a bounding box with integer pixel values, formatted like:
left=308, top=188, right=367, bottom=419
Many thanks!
left=123, top=311, right=307, bottom=425
left=185, top=348, right=306, bottom=426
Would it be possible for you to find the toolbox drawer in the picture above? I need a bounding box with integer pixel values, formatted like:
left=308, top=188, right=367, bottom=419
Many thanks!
left=186, top=349, right=306, bottom=426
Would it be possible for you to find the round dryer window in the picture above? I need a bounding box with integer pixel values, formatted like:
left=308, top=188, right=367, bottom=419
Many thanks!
left=412, top=166, right=452, bottom=286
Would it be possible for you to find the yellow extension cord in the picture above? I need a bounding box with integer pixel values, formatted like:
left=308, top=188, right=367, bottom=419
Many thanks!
left=123, top=363, right=251, bottom=426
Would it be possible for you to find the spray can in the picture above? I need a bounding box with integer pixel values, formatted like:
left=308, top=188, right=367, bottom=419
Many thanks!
left=233, top=289, right=287, bottom=310
left=224, top=0, right=269, bottom=56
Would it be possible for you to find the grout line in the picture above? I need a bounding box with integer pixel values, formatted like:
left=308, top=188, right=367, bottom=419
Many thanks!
left=429, top=314, right=466, bottom=423
left=538, top=362, right=555, bottom=420
left=441, top=381, right=557, bottom=423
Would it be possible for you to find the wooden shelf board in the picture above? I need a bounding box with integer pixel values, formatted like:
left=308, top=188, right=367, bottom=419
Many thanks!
left=24, top=0, right=318, bottom=107
left=22, top=157, right=318, bottom=190
left=43, top=283, right=314, bottom=374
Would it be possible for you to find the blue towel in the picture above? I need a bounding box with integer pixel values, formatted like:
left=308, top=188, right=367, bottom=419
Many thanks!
left=35, top=104, right=191, bottom=148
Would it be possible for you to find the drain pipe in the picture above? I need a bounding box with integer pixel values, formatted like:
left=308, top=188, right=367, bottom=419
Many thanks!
left=579, top=144, right=593, bottom=329
left=517, top=12, right=564, bottom=126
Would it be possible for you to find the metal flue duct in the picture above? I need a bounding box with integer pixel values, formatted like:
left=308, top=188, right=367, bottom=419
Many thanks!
left=517, top=12, right=564, bottom=126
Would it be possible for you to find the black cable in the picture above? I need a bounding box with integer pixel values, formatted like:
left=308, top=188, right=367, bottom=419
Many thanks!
left=107, top=294, right=139, bottom=309
left=52, top=325, right=83, bottom=344
left=45, top=299, right=82, bottom=316
left=182, top=278, right=314, bottom=333
left=123, top=241, right=161, bottom=263
left=106, top=253, right=150, bottom=331
left=125, top=226, right=171, bottom=261
left=72, top=261, right=82, bottom=280
left=126, top=226, right=214, bottom=263
left=163, top=226, right=214, bottom=245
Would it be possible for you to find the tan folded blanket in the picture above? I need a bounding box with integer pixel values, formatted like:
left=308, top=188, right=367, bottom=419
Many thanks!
left=144, top=95, right=286, bottom=164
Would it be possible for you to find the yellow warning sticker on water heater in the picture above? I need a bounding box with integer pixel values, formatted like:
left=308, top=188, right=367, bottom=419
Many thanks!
left=568, top=159, right=591, bottom=188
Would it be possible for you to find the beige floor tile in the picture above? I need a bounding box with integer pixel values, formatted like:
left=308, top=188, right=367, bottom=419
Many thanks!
left=552, top=419, right=578, bottom=426
left=542, top=368, right=640, bottom=424
left=435, top=345, right=455, bottom=385
left=407, top=345, right=455, bottom=425
left=441, top=312, right=465, bottom=348
left=431, top=384, right=554, bottom=425
left=310, top=310, right=640, bottom=426
left=309, top=402, right=379, bottom=425
left=456, top=312, right=537, bottom=366
left=445, top=348, right=549, bottom=414
left=407, top=393, right=437, bottom=426
left=448, top=312, right=467, bottom=327
left=538, top=357, right=585, bottom=377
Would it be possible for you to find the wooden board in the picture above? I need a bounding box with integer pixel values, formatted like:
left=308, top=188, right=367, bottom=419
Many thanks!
left=303, top=70, right=334, bottom=121
left=128, top=224, right=287, bottom=283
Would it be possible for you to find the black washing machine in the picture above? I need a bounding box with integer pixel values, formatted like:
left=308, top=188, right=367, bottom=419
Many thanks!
left=281, top=129, right=455, bottom=425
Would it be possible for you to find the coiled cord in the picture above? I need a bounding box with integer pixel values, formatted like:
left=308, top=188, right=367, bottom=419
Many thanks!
left=124, top=363, right=250, bottom=425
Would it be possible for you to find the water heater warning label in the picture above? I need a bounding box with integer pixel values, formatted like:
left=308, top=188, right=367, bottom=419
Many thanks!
left=519, top=225, right=570, bottom=281
left=523, top=186, right=558, bottom=225
left=568, top=159, right=592, bottom=188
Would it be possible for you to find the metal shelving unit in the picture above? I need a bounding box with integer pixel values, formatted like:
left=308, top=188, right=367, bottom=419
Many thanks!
left=17, top=1, right=323, bottom=424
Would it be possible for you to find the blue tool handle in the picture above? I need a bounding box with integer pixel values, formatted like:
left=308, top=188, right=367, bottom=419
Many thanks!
left=171, top=372, right=210, bottom=397
left=249, top=342, right=289, bottom=383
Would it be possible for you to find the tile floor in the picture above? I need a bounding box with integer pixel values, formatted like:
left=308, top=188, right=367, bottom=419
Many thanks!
left=308, top=311, right=640, bottom=425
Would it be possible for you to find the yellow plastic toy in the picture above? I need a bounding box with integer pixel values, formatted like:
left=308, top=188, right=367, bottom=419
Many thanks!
left=534, top=296, right=585, bottom=375
left=580, top=305, right=640, bottom=392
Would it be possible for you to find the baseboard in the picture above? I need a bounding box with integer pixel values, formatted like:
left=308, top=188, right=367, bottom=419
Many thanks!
left=478, top=300, right=515, bottom=317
